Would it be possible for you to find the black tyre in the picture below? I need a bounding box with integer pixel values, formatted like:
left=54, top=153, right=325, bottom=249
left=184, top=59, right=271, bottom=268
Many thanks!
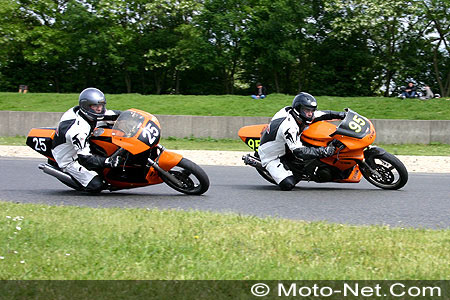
left=162, top=158, right=209, bottom=195
left=363, top=152, right=408, bottom=190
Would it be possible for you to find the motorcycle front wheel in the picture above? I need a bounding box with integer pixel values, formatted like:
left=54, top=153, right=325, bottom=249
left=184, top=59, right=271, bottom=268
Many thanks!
left=162, top=158, right=210, bottom=195
left=363, top=152, right=408, bottom=190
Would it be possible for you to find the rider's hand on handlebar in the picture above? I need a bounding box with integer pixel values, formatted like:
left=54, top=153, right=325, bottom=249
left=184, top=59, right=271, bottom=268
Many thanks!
left=330, top=139, right=346, bottom=150
left=321, top=143, right=336, bottom=157
left=338, top=111, right=346, bottom=119
left=105, top=155, right=123, bottom=168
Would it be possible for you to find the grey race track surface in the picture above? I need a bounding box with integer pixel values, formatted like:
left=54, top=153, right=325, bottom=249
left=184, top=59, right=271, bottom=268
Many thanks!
left=1, top=157, right=449, bottom=229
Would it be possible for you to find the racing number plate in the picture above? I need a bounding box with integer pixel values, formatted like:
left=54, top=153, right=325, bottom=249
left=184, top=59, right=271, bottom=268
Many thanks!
left=245, top=138, right=260, bottom=151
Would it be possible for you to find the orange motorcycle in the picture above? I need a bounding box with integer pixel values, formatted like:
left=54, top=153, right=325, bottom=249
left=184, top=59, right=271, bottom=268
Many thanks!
left=238, top=109, right=408, bottom=190
left=26, top=109, right=210, bottom=195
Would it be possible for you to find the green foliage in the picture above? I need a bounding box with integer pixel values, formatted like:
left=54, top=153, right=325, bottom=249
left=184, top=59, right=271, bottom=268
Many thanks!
left=0, top=0, right=449, bottom=96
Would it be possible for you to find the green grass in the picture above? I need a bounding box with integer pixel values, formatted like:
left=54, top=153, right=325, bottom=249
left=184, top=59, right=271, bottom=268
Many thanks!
left=1, top=92, right=450, bottom=120
left=0, top=136, right=27, bottom=146
left=380, top=142, right=450, bottom=156
left=1, top=201, right=448, bottom=280
left=3, top=135, right=450, bottom=155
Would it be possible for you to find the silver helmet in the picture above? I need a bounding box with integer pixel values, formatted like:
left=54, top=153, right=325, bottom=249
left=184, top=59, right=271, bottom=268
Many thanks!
left=78, top=87, right=106, bottom=121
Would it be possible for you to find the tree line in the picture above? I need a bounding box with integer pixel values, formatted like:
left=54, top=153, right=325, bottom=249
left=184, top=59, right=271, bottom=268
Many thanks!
left=1, top=0, right=449, bottom=97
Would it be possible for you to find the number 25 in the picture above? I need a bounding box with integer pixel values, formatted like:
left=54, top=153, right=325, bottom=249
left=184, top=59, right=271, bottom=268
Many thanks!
left=33, top=137, right=47, bottom=151
left=142, top=123, right=159, bottom=143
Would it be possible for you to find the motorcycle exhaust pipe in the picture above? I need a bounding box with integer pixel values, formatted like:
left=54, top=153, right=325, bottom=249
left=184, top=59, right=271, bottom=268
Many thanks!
left=38, top=163, right=81, bottom=188
left=242, top=154, right=265, bottom=171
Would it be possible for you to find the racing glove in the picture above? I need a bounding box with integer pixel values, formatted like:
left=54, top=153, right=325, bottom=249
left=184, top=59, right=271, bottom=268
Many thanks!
left=321, top=143, right=337, bottom=157
left=331, top=139, right=346, bottom=150
left=105, top=155, right=123, bottom=168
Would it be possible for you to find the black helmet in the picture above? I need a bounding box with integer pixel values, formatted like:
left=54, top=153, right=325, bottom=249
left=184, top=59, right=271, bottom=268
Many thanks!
left=78, top=87, right=106, bottom=121
left=291, top=92, right=317, bottom=124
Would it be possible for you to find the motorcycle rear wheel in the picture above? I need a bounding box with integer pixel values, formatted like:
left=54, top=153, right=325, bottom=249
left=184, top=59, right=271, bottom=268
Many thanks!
left=363, top=152, right=408, bottom=190
left=162, top=158, right=210, bottom=195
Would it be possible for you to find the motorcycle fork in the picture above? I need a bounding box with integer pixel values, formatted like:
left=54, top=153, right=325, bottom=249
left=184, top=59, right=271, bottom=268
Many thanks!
left=146, top=145, right=184, bottom=186
left=357, top=159, right=382, bottom=179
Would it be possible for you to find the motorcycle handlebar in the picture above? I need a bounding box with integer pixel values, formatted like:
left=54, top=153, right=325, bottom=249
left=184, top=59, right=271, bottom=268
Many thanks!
left=110, top=147, right=127, bottom=159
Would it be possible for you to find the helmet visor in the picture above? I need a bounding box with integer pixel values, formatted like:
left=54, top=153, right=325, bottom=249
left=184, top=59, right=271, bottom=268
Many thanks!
left=87, top=103, right=106, bottom=118
left=300, top=106, right=316, bottom=119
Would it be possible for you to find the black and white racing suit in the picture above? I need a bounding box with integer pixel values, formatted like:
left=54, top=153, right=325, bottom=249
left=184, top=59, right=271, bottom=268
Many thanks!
left=51, top=106, right=119, bottom=189
left=258, top=106, right=344, bottom=185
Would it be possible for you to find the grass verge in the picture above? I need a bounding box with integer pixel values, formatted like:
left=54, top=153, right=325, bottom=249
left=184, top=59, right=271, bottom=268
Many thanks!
left=2, top=135, right=450, bottom=155
left=1, top=201, right=448, bottom=280
left=1, top=92, right=450, bottom=120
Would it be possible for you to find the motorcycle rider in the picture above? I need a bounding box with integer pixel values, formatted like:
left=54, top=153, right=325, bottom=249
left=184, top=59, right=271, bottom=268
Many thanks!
left=258, top=92, right=346, bottom=191
left=51, top=87, right=122, bottom=192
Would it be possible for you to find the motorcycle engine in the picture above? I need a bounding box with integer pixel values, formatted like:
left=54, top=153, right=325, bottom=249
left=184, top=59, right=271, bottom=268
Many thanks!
left=314, top=166, right=334, bottom=182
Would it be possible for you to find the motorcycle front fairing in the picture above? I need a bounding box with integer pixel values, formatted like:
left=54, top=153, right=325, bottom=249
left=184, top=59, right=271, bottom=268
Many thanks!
left=104, top=109, right=183, bottom=188
left=301, top=109, right=376, bottom=151
left=111, top=109, right=161, bottom=155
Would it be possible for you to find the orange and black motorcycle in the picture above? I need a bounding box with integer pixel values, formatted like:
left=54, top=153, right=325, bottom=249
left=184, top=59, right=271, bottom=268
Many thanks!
left=26, top=109, right=210, bottom=195
left=239, top=109, right=408, bottom=190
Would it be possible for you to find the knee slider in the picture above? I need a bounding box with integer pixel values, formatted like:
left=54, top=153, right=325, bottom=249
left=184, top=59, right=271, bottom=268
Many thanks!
left=278, top=176, right=296, bottom=191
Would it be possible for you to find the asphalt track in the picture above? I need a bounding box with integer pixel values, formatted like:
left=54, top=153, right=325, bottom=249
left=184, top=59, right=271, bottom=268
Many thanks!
left=1, top=157, right=449, bottom=229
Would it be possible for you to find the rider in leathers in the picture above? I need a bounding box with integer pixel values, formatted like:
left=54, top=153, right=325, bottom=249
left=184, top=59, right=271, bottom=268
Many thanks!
left=52, top=87, right=122, bottom=192
left=258, top=92, right=346, bottom=191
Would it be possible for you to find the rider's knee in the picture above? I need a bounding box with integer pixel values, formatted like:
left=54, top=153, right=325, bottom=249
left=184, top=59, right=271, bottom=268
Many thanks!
left=278, top=175, right=296, bottom=191
left=84, top=176, right=104, bottom=193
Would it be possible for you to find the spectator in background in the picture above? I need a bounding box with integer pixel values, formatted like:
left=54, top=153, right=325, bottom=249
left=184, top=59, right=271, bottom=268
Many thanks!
left=423, top=86, right=434, bottom=99
left=400, top=82, right=417, bottom=99
left=18, top=85, right=28, bottom=93
left=251, top=83, right=267, bottom=99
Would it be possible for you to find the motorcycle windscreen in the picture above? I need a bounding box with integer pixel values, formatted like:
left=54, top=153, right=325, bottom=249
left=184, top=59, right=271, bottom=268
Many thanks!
left=112, top=109, right=161, bottom=155
left=332, top=109, right=371, bottom=139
